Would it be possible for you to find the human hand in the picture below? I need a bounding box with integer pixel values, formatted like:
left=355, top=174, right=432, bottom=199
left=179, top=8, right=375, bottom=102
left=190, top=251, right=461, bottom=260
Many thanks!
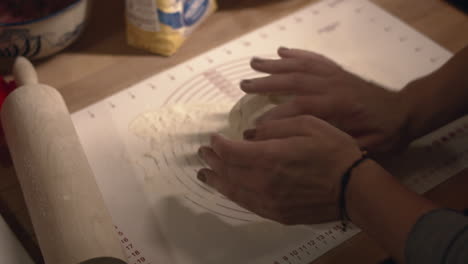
left=197, top=116, right=364, bottom=225
left=241, top=47, right=411, bottom=153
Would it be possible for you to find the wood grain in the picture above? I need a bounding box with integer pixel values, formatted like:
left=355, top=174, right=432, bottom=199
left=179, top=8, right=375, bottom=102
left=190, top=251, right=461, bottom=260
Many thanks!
left=0, top=0, right=467, bottom=263
left=1, top=59, right=126, bottom=264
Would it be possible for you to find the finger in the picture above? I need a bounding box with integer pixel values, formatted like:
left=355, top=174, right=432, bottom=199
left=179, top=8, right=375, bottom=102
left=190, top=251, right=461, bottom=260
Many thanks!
left=197, top=168, right=271, bottom=218
left=256, top=96, right=331, bottom=124
left=278, top=47, right=342, bottom=77
left=251, top=57, right=320, bottom=75
left=198, top=146, right=223, bottom=173
left=255, top=101, right=303, bottom=124
left=199, top=145, right=291, bottom=194
left=240, top=73, right=325, bottom=94
left=210, top=134, right=279, bottom=167
left=356, top=134, right=395, bottom=154
left=199, top=149, right=271, bottom=191
left=278, top=47, right=334, bottom=64
left=197, top=168, right=220, bottom=188
left=252, top=116, right=322, bottom=140
left=197, top=168, right=245, bottom=202
left=198, top=168, right=246, bottom=196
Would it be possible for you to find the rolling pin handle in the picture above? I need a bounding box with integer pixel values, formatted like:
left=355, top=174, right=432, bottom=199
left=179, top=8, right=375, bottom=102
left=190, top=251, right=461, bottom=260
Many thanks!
left=13, top=57, right=39, bottom=86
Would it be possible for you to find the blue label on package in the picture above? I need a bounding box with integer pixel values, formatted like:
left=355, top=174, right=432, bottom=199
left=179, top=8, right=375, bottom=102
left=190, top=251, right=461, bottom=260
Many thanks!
left=157, top=10, right=184, bottom=29
left=157, top=0, right=209, bottom=29
left=183, top=0, right=209, bottom=26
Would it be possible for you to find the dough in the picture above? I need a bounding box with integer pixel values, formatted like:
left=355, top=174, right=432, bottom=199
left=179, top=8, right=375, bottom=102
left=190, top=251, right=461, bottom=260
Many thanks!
left=130, top=94, right=292, bottom=145
left=228, top=94, right=292, bottom=139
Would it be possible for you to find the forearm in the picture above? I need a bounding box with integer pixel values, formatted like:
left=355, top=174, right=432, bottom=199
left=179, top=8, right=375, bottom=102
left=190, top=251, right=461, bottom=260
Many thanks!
left=346, top=159, right=438, bottom=263
left=401, top=46, right=468, bottom=141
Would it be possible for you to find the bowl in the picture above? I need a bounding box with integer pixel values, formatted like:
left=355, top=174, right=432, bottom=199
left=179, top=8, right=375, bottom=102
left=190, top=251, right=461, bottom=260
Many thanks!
left=0, top=0, right=89, bottom=60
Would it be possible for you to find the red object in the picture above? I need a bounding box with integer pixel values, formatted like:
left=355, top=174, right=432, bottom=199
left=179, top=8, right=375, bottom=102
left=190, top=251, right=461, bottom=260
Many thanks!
left=0, top=76, right=17, bottom=109
left=0, top=76, right=17, bottom=144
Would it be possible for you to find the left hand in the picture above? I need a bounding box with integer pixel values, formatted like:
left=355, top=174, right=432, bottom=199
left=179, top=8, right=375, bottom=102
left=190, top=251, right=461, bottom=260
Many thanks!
left=241, top=47, right=410, bottom=154
left=197, top=116, right=363, bottom=225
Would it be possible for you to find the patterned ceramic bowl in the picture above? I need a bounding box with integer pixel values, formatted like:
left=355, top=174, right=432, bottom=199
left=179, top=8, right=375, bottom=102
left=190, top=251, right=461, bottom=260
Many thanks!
left=0, top=0, right=89, bottom=60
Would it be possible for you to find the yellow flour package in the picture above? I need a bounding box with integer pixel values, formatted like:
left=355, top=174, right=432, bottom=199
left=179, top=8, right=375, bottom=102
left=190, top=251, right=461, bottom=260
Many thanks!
left=126, top=0, right=217, bottom=56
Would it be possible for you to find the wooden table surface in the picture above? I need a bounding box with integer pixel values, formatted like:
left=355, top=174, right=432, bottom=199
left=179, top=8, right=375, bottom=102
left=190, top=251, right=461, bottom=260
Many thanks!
left=1, top=0, right=468, bottom=263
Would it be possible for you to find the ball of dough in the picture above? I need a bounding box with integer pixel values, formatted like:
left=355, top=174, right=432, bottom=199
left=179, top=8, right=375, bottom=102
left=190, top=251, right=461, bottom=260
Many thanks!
left=228, top=94, right=292, bottom=140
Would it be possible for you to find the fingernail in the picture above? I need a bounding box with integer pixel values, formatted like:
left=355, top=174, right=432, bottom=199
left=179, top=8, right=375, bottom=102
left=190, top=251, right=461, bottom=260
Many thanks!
left=251, top=56, right=265, bottom=65
left=197, top=170, right=207, bottom=183
left=210, top=133, right=224, bottom=144
left=278, top=46, right=289, bottom=52
left=240, top=79, right=252, bottom=87
left=255, top=116, right=266, bottom=125
left=243, top=129, right=257, bottom=140
left=198, top=147, right=206, bottom=160
left=240, top=80, right=254, bottom=92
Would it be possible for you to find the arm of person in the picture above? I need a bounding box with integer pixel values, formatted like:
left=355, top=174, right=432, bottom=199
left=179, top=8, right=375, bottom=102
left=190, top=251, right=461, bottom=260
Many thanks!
left=402, top=46, right=468, bottom=141
left=197, top=115, right=468, bottom=264
left=346, top=159, right=437, bottom=263
left=347, top=159, right=468, bottom=264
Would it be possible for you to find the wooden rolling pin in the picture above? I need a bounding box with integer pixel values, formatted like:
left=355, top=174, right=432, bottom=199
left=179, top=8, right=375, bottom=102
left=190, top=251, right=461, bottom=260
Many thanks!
left=1, top=57, right=127, bottom=264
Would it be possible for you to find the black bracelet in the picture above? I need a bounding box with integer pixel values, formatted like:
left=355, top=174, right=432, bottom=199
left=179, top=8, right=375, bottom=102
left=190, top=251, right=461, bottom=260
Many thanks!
left=338, top=152, right=369, bottom=231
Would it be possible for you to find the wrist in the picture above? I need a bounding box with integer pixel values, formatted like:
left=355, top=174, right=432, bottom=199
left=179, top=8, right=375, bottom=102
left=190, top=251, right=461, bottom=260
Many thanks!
left=400, top=55, right=468, bottom=141
left=345, top=157, right=437, bottom=228
left=338, top=152, right=369, bottom=229
left=391, top=86, right=414, bottom=150
left=343, top=154, right=440, bottom=262
left=399, top=76, right=437, bottom=142
left=344, top=158, right=384, bottom=225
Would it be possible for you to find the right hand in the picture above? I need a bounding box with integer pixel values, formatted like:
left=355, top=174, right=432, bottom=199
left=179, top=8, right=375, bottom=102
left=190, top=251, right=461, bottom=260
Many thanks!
left=198, top=115, right=364, bottom=225
left=241, top=47, right=411, bottom=153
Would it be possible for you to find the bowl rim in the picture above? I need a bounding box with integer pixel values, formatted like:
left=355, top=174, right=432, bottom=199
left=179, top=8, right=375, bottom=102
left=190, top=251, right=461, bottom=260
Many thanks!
left=0, top=0, right=84, bottom=27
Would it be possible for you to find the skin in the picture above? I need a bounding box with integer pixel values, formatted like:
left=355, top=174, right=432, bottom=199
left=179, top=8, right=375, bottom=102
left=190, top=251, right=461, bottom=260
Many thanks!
left=198, top=46, right=468, bottom=263
left=241, top=47, right=411, bottom=153
left=198, top=116, right=363, bottom=224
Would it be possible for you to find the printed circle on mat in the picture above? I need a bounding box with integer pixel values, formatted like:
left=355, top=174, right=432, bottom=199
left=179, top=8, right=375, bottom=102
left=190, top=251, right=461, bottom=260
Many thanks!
left=131, top=57, right=278, bottom=223
left=163, top=56, right=275, bottom=105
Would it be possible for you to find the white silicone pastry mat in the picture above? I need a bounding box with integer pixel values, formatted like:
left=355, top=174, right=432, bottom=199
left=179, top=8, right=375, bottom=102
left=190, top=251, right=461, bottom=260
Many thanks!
left=71, top=0, right=468, bottom=263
